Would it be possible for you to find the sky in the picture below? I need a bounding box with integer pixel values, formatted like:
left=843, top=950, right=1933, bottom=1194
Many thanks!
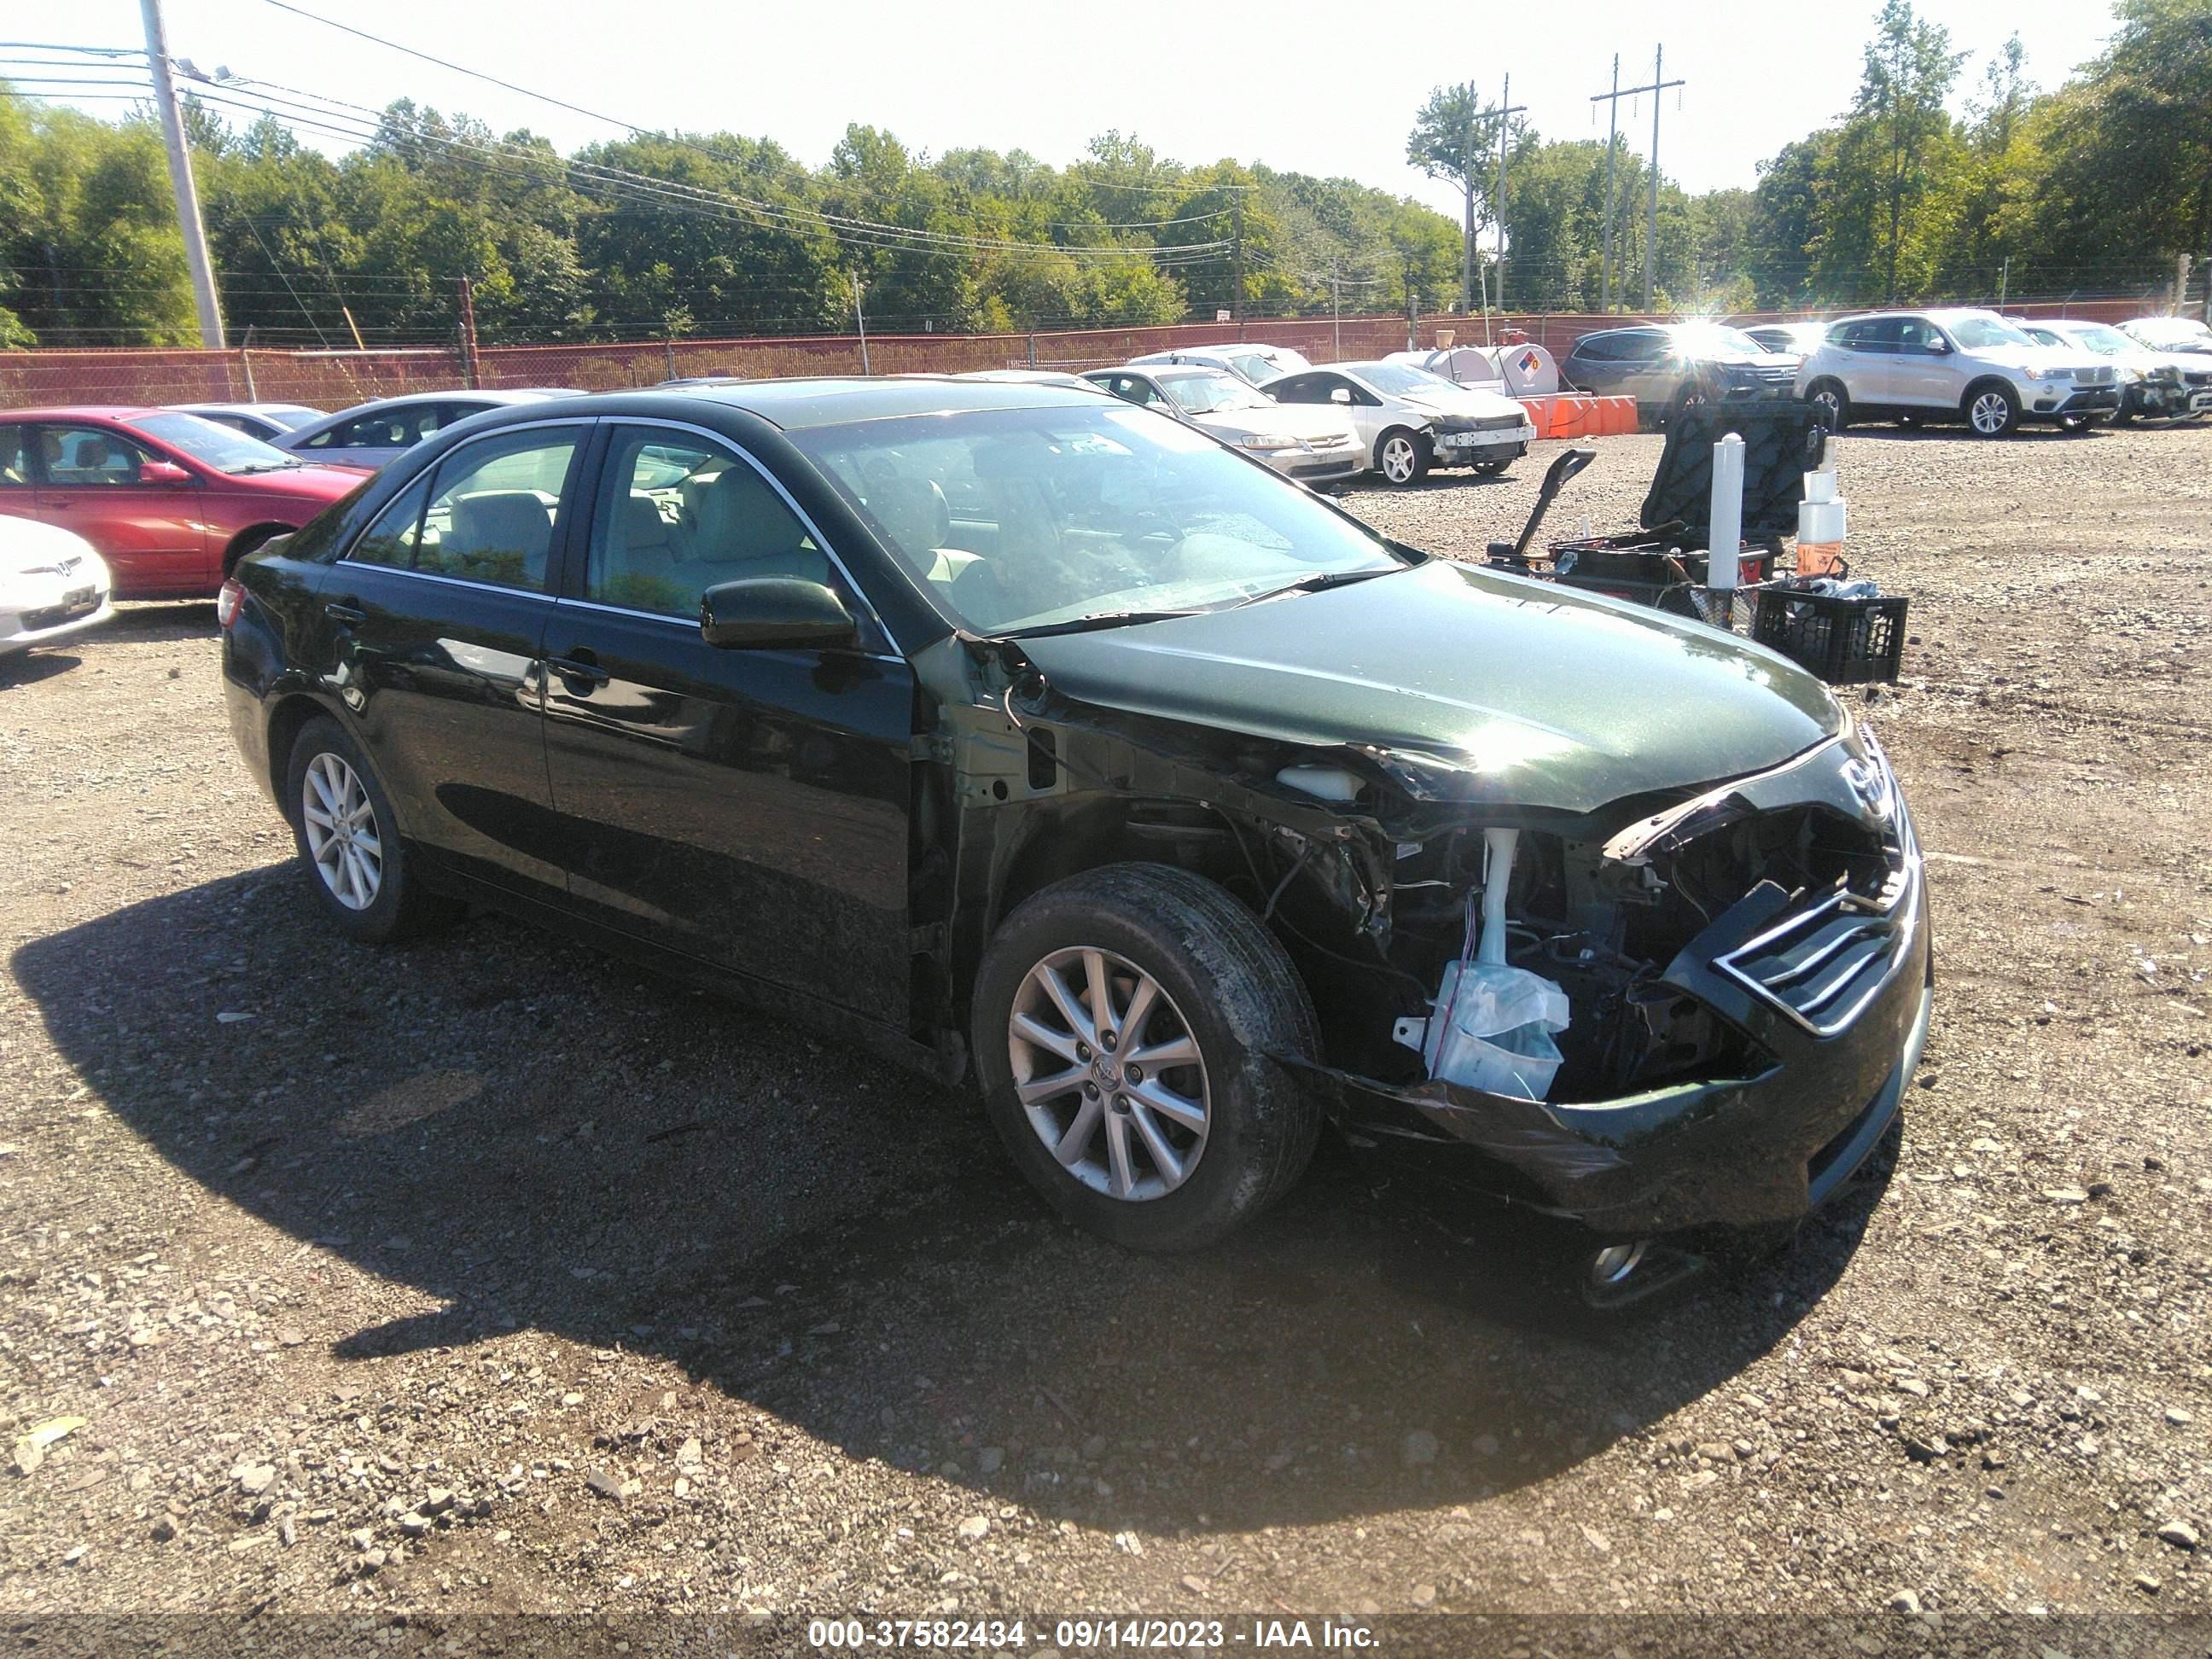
left=38, top=0, right=2122, bottom=220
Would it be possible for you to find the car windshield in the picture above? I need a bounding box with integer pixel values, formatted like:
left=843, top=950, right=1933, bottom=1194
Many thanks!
left=790, top=403, right=1404, bottom=635
left=1947, top=315, right=2034, bottom=350
left=1672, top=324, right=1766, bottom=354
left=2130, top=318, right=2211, bottom=346
left=1229, top=352, right=1298, bottom=384
left=131, top=411, right=303, bottom=474
left=2068, top=325, right=2131, bottom=355
left=1160, top=374, right=1272, bottom=415
left=1343, top=362, right=1449, bottom=396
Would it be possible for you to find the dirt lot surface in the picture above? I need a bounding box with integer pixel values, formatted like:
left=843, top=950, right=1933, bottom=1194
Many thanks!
left=3, top=421, right=2210, bottom=1635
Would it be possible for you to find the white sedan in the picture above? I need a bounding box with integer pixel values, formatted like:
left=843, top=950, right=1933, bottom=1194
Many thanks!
left=1261, top=360, right=1537, bottom=484
left=1084, top=365, right=1366, bottom=485
left=1, top=515, right=113, bottom=658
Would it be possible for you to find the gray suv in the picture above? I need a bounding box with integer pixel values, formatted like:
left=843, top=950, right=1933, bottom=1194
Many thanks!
left=1560, top=323, right=1799, bottom=424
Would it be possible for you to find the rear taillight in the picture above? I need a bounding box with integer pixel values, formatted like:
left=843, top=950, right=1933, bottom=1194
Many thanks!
left=216, top=579, right=245, bottom=630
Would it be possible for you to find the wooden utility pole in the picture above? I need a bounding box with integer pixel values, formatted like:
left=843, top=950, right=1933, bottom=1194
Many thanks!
left=1460, top=86, right=1476, bottom=313
left=851, top=271, right=870, bottom=374
left=140, top=0, right=224, bottom=347
left=1592, top=50, right=1681, bottom=314
left=1231, top=196, right=1247, bottom=325
left=1493, top=74, right=1528, bottom=311
left=457, top=274, right=480, bottom=387
left=1592, top=55, right=1621, bottom=312
left=1330, top=255, right=1342, bottom=358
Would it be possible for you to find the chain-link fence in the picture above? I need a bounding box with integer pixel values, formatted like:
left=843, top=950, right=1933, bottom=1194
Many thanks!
left=0, top=300, right=2157, bottom=410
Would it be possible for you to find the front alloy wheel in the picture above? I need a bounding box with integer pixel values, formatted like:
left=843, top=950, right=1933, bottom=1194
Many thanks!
left=1007, top=946, right=1209, bottom=1201
left=301, top=751, right=382, bottom=911
left=972, top=863, right=1322, bottom=1252
left=1967, top=385, right=2019, bottom=436
left=1377, top=429, right=1428, bottom=485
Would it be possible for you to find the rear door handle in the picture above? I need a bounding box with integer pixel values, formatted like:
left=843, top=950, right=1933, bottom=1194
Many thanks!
left=548, top=652, right=611, bottom=688
left=323, top=602, right=365, bottom=625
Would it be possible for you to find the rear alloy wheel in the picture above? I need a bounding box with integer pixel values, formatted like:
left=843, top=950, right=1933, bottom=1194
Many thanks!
left=973, top=863, right=1321, bottom=1252
left=1806, top=379, right=1850, bottom=429
left=284, top=715, right=457, bottom=944
left=1376, top=428, right=1430, bottom=486
left=1965, top=382, right=2020, bottom=437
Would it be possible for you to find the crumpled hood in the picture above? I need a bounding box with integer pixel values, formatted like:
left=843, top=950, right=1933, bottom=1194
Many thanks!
left=1022, top=560, right=1842, bottom=816
left=1399, top=385, right=1529, bottom=421
left=1195, top=405, right=1358, bottom=444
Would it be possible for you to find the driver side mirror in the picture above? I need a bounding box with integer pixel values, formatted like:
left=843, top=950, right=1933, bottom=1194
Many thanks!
left=700, top=578, right=857, bottom=651
left=1329, top=387, right=1353, bottom=405
left=1929, top=338, right=1953, bottom=355
left=139, top=460, right=193, bottom=485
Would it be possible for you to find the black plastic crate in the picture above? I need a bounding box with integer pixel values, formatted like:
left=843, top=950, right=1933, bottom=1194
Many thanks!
left=1751, top=587, right=1909, bottom=684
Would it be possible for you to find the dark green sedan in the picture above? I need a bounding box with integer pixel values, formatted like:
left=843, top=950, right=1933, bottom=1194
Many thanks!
left=219, top=377, right=1929, bottom=1301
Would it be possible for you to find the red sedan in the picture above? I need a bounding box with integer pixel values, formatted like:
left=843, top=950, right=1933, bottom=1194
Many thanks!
left=0, top=407, right=370, bottom=599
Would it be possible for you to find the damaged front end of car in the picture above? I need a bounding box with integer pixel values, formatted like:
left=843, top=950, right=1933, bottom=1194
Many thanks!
left=908, top=619, right=1930, bottom=1274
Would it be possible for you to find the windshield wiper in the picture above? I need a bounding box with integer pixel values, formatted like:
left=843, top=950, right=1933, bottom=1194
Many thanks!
left=1005, top=608, right=1209, bottom=640
left=1235, top=567, right=1401, bottom=606
left=230, top=460, right=304, bottom=474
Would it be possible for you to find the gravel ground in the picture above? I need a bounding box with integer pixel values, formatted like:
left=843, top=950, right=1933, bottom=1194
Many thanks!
left=2, top=420, right=2209, bottom=1631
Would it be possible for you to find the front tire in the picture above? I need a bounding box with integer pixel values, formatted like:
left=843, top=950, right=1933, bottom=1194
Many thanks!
left=1376, top=428, right=1431, bottom=486
left=283, top=715, right=457, bottom=944
left=1965, top=381, right=2021, bottom=437
left=1805, top=378, right=1850, bottom=429
left=972, top=863, right=1322, bottom=1253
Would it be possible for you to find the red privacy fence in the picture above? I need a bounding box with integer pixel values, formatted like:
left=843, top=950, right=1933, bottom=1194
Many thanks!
left=0, top=300, right=2154, bottom=411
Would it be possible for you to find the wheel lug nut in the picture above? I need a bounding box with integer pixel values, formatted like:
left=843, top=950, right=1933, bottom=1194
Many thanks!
left=1112, top=1095, right=1128, bottom=1113
left=1102, top=1033, right=1116, bottom=1051
left=1083, top=1082, right=1098, bottom=1098
left=1076, top=1044, right=1091, bottom=1062
left=1125, top=1064, right=1143, bottom=1082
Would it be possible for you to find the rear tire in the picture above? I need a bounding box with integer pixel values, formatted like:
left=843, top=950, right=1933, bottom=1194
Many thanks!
left=283, top=715, right=458, bottom=944
left=972, top=863, right=1322, bottom=1253
left=1964, top=381, right=2020, bottom=437
left=1376, top=428, right=1431, bottom=486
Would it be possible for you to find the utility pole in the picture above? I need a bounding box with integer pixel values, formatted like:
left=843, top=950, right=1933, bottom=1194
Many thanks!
left=1593, top=51, right=1679, bottom=314
left=1330, top=254, right=1342, bottom=358
left=851, top=271, right=870, bottom=374
left=1592, top=55, right=1621, bottom=312
left=2175, top=253, right=2193, bottom=317
left=140, top=0, right=224, bottom=348
left=457, top=275, right=480, bottom=388
left=1460, top=86, right=1481, bottom=314
left=1231, top=196, right=1247, bottom=326
left=1643, top=44, right=1679, bottom=313
left=1493, top=74, right=1528, bottom=312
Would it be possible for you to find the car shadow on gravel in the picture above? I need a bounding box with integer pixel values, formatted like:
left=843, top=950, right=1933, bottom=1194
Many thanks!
left=13, top=868, right=1889, bottom=1532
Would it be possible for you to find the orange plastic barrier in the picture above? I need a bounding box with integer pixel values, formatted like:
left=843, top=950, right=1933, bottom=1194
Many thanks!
left=1516, top=393, right=1637, bottom=438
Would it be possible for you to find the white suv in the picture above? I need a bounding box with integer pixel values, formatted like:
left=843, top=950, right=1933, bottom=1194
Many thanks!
left=1795, top=308, right=2120, bottom=436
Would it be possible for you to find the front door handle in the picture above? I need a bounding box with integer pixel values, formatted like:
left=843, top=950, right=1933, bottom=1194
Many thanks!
left=324, top=602, right=365, bottom=624
left=548, top=652, right=610, bottom=689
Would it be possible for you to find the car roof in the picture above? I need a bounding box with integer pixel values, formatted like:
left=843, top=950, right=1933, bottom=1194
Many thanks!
left=0, top=405, right=168, bottom=422
left=1102, top=363, right=1231, bottom=381
left=638, top=375, right=1114, bottom=430
left=168, top=400, right=323, bottom=415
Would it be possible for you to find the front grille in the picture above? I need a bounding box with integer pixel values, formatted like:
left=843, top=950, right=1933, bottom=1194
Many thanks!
left=2075, top=365, right=2115, bottom=386
left=1715, top=842, right=1918, bottom=1038
left=1435, top=413, right=1528, bottom=434
left=2185, top=370, right=2212, bottom=387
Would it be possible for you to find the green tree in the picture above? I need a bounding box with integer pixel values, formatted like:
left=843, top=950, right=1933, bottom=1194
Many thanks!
left=1406, top=83, right=1508, bottom=310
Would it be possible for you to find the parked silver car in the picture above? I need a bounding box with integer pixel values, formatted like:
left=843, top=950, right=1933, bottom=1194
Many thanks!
left=1084, top=365, right=1364, bottom=485
left=1263, top=361, right=1535, bottom=485
left=1126, top=343, right=1313, bottom=388
left=2017, top=319, right=2212, bottom=423
left=165, top=401, right=325, bottom=442
left=274, top=389, right=584, bottom=471
left=1795, top=309, right=2119, bottom=436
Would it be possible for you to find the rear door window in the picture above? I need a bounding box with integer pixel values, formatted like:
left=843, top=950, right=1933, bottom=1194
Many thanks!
left=36, top=425, right=156, bottom=485
left=344, top=427, right=584, bottom=591
left=0, top=426, right=30, bottom=492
